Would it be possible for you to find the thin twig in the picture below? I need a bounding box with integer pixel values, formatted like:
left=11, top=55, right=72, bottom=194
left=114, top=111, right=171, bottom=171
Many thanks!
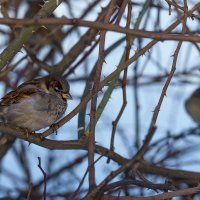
left=0, top=18, right=199, bottom=42
left=37, top=157, right=47, bottom=200
left=133, top=0, right=188, bottom=161
left=109, top=0, right=131, bottom=162
left=69, top=155, right=103, bottom=200
left=88, top=0, right=118, bottom=191
left=102, top=184, right=200, bottom=200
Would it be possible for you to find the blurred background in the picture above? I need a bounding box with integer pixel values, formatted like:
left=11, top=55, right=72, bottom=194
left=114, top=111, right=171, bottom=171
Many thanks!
left=0, top=0, right=200, bottom=199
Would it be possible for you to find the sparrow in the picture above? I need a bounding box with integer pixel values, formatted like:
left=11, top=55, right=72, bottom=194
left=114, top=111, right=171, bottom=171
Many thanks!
left=0, top=75, right=72, bottom=131
left=185, top=88, right=200, bottom=124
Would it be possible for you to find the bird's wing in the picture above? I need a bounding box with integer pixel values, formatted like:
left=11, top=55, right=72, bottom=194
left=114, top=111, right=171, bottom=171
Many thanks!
left=0, top=80, right=42, bottom=106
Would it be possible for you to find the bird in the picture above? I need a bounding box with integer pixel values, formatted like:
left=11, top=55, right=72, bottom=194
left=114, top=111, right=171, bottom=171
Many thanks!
left=0, top=75, right=72, bottom=132
left=185, top=88, right=200, bottom=124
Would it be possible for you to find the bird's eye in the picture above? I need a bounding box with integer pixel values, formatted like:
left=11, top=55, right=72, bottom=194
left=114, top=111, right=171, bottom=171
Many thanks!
left=54, top=81, right=64, bottom=93
left=55, top=87, right=61, bottom=92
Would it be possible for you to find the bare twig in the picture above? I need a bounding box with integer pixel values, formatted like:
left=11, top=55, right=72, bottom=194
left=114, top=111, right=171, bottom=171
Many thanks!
left=88, top=0, right=118, bottom=191
left=0, top=18, right=199, bottom=42
left=133, top=0, right=188, bottom=162
left=109, top=0, right=131, bottom=162
left=37, top=157, right=47, bottom=200
left=102, top=184, right=200, bottom=199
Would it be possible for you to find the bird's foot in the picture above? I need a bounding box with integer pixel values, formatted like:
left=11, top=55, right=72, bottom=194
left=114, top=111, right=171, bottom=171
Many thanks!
left=50, top=123, right=59, bottom=134
left=23, top=128, right=35, bottom=138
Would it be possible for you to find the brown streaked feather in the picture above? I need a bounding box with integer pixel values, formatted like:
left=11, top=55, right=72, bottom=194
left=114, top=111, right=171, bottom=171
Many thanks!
left=0, top=79, right=42, bottom=106
left=0, top=88, right=38, bottom=106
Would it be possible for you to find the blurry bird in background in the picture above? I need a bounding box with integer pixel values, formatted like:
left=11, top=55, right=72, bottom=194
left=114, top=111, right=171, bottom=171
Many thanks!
left=185, top=88, right=200, bottom=124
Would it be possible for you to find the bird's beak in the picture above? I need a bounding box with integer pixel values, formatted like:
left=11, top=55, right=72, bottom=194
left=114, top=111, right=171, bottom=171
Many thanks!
left=62, top=93, right=72, bottom=100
